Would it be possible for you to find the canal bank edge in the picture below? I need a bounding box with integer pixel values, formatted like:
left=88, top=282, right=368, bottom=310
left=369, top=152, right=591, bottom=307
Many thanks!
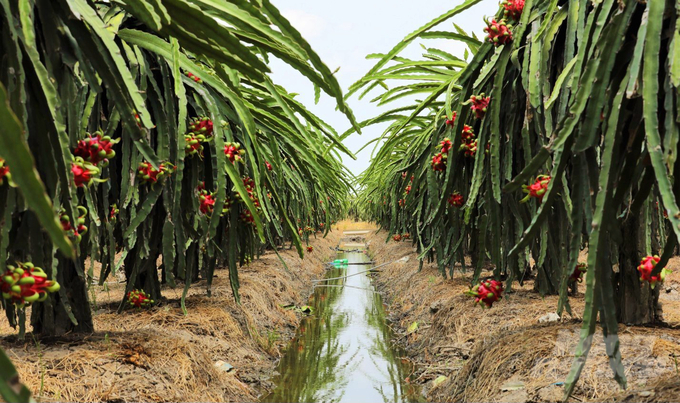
left=365, top=230, right=680, bottom=403
left=0, top=229, right=343, bottom=402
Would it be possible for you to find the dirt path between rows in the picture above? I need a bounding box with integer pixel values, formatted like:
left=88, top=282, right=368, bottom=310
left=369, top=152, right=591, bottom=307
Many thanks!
left=365, top=229, right=680, bottom=403
left=0, top=228, right=349, bottom=402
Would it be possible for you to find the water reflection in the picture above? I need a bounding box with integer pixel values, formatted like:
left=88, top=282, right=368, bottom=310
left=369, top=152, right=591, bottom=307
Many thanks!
left=262, top=251, right=421, bottom=403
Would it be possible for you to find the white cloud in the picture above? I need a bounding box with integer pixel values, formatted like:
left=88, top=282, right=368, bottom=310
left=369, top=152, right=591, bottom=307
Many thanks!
left=282, top=9, right=326, bottom=39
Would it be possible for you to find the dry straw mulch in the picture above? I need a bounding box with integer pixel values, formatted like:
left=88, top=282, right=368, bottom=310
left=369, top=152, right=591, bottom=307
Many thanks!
left=1, top=230, right=343, bottom=402
left=367, top=230, right=680, bottom=403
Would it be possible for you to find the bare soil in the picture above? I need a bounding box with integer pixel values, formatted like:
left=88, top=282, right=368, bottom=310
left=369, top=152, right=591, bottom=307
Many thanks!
left=365, top=230, right=680, bottom=403
left=0, top=230, right=344, bottom=402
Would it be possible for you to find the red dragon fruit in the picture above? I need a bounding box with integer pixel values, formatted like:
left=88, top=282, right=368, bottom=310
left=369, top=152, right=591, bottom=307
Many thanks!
left=461, top=125, right=475, bottom=142
left=440, top=138, right=453, bottom=154
left=405, top=185, right=412, bottom=195
left=448, top=192, right=465, bottom=208
left=398, top=198, right=406, bottom=207
left=265, top=160, right=273, bottom=171
left=72, top=158, right=102, bottom=187
left=502, top=0, right=525, bottom=21
left=484, top=18, right=513, bottom=46
left=184, top=71, right=202, bottom=84
left=402, top=233, right=410, bottom=239
left=73, top=132, right=119, bottom=166
left=224, top=142, right=246, bottom=164
left=393, top=234, right=402, bottom=242
left=60, top=206, right=88, bottom=243
left=402, top=172, right=408, bottom=180
left=126, top=289, right=154, bottom=308
left=432, top=152, right=447, bottom=172
left=188, top=117, right=213, bottom=138
left=465, top=93, right=491, bottom=119
left=0, top=158, right=11, bottom=186
left=307, top=246, right=313, bottom=253
left=0, top=262, right=60, bottom=308
left=185, top=133, right=208, bottom=157
left=637, top=255, right=672, bottom=289
left=110, top=204, right=119, bottom=223
left=570, top=263, right=588, bottom=283
left=521, top=175, right=551, bottom=203
left=445, top=112, right=457, bottom=127
left=460, top=139, right=478, bottom=157
left=466, top=279, right=504, bottom=308
left=137, top=161, right=175, bottom=184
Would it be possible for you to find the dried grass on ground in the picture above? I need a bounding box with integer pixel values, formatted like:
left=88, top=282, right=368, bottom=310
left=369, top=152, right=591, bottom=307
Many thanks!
left=0, top=230, right=342, bottom=403
left=366, top=230, right=680, bottom=403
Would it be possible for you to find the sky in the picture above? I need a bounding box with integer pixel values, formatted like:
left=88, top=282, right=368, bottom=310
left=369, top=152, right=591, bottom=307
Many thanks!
left=268, top=0, right=496, bottom=176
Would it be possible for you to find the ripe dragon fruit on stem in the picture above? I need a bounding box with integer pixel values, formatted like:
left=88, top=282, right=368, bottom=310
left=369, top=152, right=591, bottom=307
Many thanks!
left=461, top=125, right=475, bottom=142
left=1, top=262, right=60, bottom=308
left=465, top=279, right=504, bottom=308
left=440, top=138, right=453, bottom=154
left=60, top=206, right=88, bottom=243
left=184, top=71, right=202, bottom=84
left=137, top=161, right=176, bottom=184
left=126, top=289, right=154, bottom=308
left=73, top=131, right=119, bottom=166
left=224, top=142, right=246, bottom=164
left=502, top=0, right=525, bottom=21
left=184, top=133, right=209, bottom=157
left=521, top=175, right=551, bottom=203
left=637, top=255, right=672, bottom=289
left=72, top=157, right=103, bottom=187
left=0, top=158, right=12, bottom=186
left=483, top=18, right=513, bottom=46
left=464, top=93, right=491, bottom=119
left=448, top=192, right=464, bottom=208
left=188, top=117, right=213, bottom=138
left=445, top=112, right=457, bottom=127
left=110, top=204, right=119, bottom=223
left=431, top=153, right=447, bottom=171
left=570, top=263, right=588, bottom=283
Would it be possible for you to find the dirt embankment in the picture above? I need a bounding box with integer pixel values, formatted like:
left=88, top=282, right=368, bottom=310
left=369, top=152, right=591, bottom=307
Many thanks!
left=0, top=230, right=342, bottom=402
left=366, top=230, right=680, bottom=403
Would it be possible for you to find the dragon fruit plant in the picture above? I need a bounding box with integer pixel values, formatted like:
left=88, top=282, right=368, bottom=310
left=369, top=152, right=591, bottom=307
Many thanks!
left=1, top=263, right=60, bottom=308
left=466, top=279, right=504, bottom=308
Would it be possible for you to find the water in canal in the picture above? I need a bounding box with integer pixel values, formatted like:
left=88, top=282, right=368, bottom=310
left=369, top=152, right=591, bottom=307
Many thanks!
left=261, top=246, right=421, bottom=403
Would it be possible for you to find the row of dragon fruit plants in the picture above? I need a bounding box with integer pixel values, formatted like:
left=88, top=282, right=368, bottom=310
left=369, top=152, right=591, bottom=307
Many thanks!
left=0, top=0, right=355, bottom=341
left=351, top=0, right=677, bottom=397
